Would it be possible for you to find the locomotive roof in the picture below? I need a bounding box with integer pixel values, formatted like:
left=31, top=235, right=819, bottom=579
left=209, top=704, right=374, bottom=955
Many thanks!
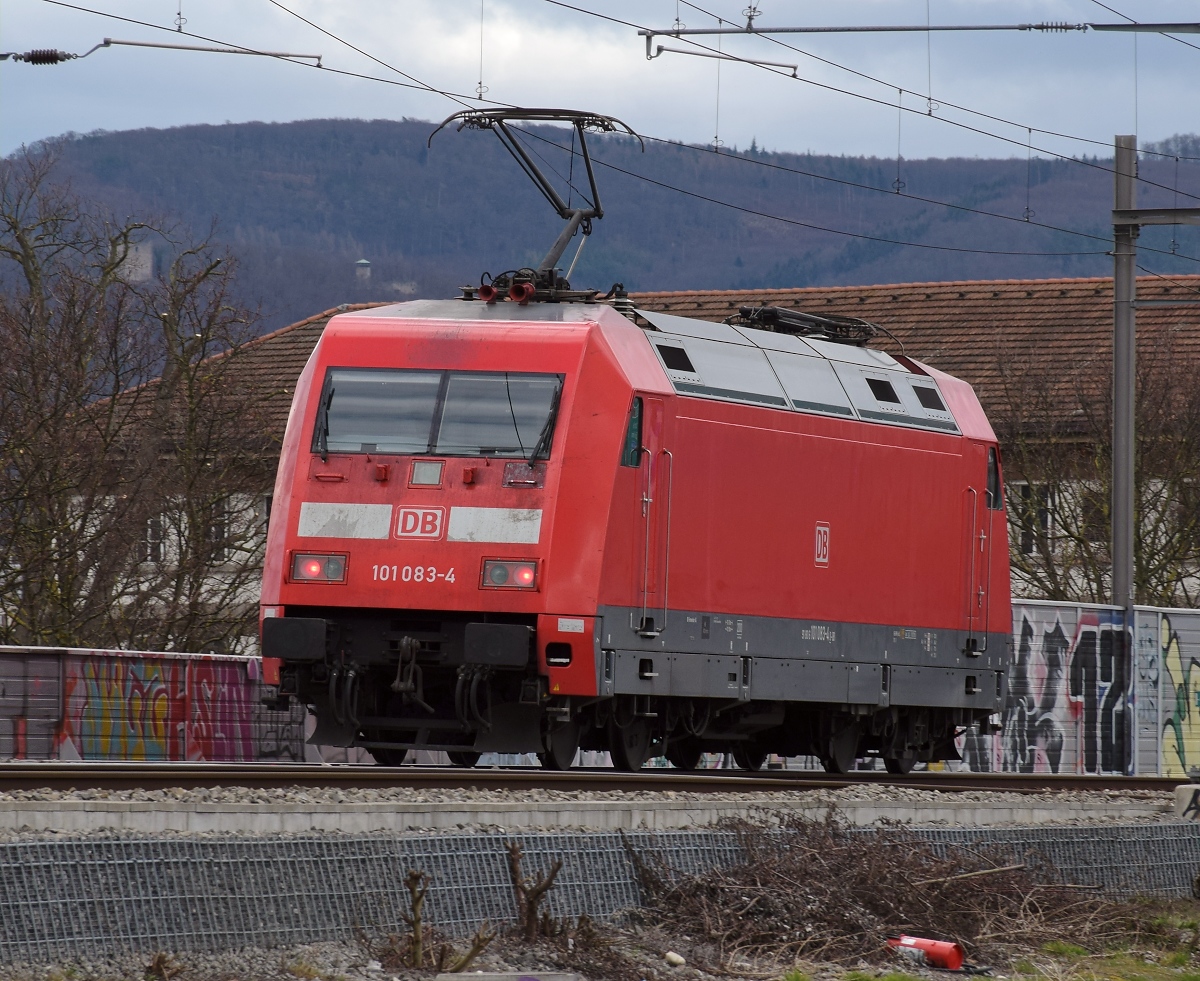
left=324, top=298, right=972, bottom=437
left=350, top=299, right=616, bottom=323
left=340, top=299, right=908, bottom=370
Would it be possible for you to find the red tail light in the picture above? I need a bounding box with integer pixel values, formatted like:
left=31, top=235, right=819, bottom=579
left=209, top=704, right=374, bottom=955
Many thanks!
left=481, top=559, right=538, bottom=590
left=291, top=552, right=348, bottom=582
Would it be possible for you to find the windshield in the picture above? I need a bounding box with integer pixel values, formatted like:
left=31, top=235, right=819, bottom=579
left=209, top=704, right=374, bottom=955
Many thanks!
left=314, top=368, right=564, bottom=459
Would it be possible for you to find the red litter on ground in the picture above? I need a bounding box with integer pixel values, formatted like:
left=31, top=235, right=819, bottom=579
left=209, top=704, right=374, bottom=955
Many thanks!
left=887, top=935, right=966, bottom=970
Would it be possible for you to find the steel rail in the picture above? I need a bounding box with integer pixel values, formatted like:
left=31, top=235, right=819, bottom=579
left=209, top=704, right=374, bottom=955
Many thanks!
left=0, top=762, right=1183, bottom=794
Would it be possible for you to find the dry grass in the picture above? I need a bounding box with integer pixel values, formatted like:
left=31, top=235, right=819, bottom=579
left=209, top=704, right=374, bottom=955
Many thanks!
left=628, top=815, right=1171, bottom=970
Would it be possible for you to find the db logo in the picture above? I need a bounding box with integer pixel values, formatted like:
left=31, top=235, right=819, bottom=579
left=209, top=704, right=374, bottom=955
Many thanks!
left=394, top=507, right=445, bottom=539
left=814, top=522, right=830, bottom=567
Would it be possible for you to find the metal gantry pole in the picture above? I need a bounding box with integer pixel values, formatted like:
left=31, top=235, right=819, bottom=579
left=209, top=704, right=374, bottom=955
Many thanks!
left=1111, top=135, right=1138, bottom=612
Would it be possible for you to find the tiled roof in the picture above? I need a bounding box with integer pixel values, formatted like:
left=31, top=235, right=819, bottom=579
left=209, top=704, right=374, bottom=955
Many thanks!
left=230, top=278, right=1200, bottom=446
left=230, top=303, right=389, bottom=437
left=632, top=276, right=1200, bottom=428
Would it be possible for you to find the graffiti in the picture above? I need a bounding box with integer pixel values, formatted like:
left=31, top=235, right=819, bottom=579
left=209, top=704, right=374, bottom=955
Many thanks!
left=1182, top=787, right=1200, bottom=820
left=189, top=660, right=257, bottom=761
left=69, top=657, right=184, bottom=759
left=1068, top=614, right=1128, bottom=774
left=962, top=606, right=1130, bottom=775
left=1161, top=615, right=1200, bottom=777
left=1000, top=616, right=1068, bottom=773
left=1, top=648, right=303, bottom=762
left=255, top=700, right=308, bottom=762
left=1135, top=613, right=1161, bottom=775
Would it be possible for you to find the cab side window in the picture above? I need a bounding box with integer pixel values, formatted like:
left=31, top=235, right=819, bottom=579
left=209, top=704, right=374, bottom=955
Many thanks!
left=986, top=447, right=1004, bottom=510
left=621, top=397, right=643, bottom=467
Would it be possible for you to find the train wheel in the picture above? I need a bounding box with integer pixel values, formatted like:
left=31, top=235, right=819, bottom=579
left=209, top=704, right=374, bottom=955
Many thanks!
left=884, top=751, right=917, bottom=775
left=447, top=751, right=481, bottom=768
left=821, top=724, right=859, bottom=775
left=539, top=718, right=581, bottom=771
left=608, top=717, right=652, bottom=772
left=732, top=745, right=767, bottom=772
left=666, top=738, right=703, bottom=771
left=372, top=747, right=408, bottom=767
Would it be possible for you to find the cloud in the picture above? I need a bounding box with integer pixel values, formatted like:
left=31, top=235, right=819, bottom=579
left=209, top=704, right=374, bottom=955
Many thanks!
left=2, top=0, right=1197, bottom=158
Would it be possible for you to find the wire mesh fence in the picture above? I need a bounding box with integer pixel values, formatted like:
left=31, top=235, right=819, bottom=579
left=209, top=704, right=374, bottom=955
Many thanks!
left=2, top=824, right=1199, bottom=963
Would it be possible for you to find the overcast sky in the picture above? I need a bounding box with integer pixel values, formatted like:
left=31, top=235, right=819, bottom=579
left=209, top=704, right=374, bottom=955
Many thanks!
left=3, top=0, right=1198, bottom=160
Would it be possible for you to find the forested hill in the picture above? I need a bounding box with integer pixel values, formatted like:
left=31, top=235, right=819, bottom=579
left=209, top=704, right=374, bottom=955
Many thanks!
left=44, top=118, right=1200, bottom=332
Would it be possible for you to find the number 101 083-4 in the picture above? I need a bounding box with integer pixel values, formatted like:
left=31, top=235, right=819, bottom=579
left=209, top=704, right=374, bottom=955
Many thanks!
left=372, top=564, right=455, bottom=584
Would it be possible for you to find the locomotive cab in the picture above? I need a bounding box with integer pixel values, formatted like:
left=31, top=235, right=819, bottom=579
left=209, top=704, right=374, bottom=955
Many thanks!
left=260, top=301, right=661, bottom=768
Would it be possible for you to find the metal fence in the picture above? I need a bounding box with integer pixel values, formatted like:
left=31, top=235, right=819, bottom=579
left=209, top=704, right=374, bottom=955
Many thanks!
left=1, top=825, right=1199, bottom=963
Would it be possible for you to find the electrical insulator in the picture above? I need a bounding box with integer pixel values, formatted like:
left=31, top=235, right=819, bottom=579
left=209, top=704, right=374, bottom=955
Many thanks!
left=21, top=49, right=74, bottom=64
left=610, top=285, right=635, bottom=321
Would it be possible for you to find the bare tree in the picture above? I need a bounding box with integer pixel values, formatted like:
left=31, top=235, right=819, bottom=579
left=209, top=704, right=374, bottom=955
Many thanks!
left=0, top=142, right=272, bottom=651
left=992, top=329, right=1200, bottom=606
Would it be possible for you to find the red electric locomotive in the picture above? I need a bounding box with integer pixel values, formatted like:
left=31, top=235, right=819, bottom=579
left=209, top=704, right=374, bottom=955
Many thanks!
left=260, top=110, right=1011, bottom=772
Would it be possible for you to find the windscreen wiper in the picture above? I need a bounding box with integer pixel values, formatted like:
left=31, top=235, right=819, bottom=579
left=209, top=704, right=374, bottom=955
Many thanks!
left=528, top=383, right=562, bottom=465
left=318, top=386, right=335, bottom=462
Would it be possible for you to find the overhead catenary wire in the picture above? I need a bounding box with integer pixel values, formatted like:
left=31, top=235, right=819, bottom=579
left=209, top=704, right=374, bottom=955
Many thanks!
left=590, top=151, right=1111, bottom=257
left=508, top=125, right=1110, bottom=259
left=499, top=106, right=1164, bottom=261
left=512, top=124, right=1200, bottom=267
left=476, top=0, right=487, bottom=99
left=641, top=135, right=1200, bottom=263
left=1136, top=264, right=1200, bottom=294
left=672, top=0, right=1200, bottom=166
left=260, top=0, right=473, bottom=110
left=24, top=0, right=1200, bottom=267
left=35, top=0, right=501, bottom=107
left=33, top=0, right=1200, bottom=183
left=540, top=0, right=1200, bottom=198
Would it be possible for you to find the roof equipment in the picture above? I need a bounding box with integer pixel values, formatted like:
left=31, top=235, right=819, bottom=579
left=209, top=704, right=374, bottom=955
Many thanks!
left=429, top=108, right=642, bottom=304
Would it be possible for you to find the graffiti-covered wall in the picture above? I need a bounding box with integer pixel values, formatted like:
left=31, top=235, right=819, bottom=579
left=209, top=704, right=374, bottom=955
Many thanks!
left=0, top=646, right=305, bottom=762
left=1137, top=609, right=1200, bottom=778
left=958, top=601, right=1200, bottom=777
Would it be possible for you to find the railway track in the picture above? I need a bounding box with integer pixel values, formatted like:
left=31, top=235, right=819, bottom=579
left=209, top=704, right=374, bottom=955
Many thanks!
left=0, top=762, right=1184, bottom=794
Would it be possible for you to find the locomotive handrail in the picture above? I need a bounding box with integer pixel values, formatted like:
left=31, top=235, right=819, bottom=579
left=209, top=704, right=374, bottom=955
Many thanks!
left=660, top=447, right=675, bottom=638
left=965, top=486, right=979, bottom=651
left=979, top=501, right=994, bottom=654
left=638, top=445, right=656, bottom=637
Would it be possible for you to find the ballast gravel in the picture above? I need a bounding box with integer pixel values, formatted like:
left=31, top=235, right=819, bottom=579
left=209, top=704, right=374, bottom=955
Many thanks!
left=0, top=783, right=1174, bottom=807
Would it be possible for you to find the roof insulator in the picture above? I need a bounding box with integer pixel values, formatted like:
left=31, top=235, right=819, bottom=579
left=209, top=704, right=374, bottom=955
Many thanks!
left=609, top=284, right=636, bottom=321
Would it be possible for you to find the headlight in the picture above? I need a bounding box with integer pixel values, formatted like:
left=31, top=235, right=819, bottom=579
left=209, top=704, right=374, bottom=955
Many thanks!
left=291, top=552, right=348, bottom=582
left=481, top=559, right=538, bottom=590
